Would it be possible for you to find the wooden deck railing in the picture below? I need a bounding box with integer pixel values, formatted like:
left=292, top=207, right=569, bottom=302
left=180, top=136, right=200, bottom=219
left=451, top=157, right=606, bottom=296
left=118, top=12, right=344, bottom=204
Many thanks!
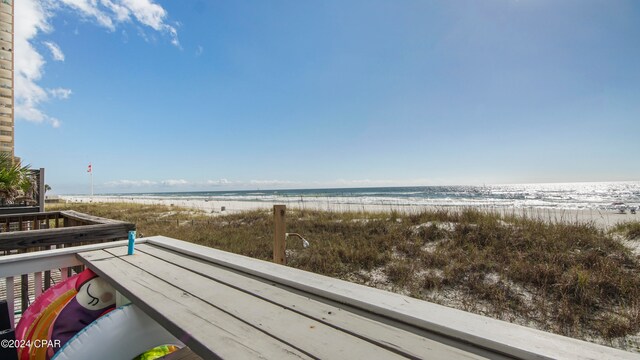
left=0, top=210, right=135, bottom=251
left=0, top=240, right=132, bottom=329
left=0, top=211, right=135, bottom=313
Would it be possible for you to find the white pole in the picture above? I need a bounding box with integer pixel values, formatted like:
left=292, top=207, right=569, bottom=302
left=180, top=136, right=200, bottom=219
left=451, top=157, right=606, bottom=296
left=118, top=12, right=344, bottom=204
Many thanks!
left=89, top=163, right=94, bottom=197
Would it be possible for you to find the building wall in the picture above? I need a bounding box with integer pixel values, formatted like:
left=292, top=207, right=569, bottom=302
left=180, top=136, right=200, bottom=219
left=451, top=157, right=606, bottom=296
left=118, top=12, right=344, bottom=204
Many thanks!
left=0, top=0, right=13, bottom=160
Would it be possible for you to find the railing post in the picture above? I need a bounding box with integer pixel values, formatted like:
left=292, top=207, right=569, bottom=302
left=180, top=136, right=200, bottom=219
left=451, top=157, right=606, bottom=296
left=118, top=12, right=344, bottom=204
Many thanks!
left=20, top=273, right=28, bottom=312
left=5, top=277, right=13, bottom=329
left=20, top=248, right=29, bottom=312
left=34, top=272, right=43, bottom=298
left=273, top=205, right=286, bottom=265
left=44, top=246, right=52, bottom=290
left=61, top=267, right=69, bottom=281
left=0, top=299, right=11, bottom=330
left=38, top=168, right=45, bottom=213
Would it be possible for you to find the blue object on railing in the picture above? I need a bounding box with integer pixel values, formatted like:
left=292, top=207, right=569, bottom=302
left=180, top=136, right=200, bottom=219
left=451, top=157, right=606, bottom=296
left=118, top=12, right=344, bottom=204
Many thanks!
left=128, top=231, right=136, bottom=255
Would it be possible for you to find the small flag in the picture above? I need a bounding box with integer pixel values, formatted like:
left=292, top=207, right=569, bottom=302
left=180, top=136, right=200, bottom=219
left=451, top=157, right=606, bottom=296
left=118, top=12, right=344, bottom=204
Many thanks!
left=87, top=163, right=92, bottom=173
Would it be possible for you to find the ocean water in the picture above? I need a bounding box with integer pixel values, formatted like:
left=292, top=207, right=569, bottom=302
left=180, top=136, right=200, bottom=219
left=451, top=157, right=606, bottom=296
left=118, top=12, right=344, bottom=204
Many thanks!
left=109, top=181, right=640, bottom=211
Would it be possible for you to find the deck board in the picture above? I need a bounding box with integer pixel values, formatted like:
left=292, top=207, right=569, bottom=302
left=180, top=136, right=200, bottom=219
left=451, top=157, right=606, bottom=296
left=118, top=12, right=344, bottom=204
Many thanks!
left=104, top=246, right=412, bottom=359
left=79, top=245, right=493, bottom=359
left=79, top=249, right=311, bottom=360
left=134, top=243, right=490, bottom=359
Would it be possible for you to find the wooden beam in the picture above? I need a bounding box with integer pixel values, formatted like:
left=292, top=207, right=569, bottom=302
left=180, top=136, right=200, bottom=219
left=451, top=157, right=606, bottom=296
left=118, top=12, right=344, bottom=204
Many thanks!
left=38, top=168, right=45, bottom=213
left=60, top=210, right=132, bottom=225
left=273, top=205, right=286, bottom=265
left=0, top=207, right=40, bottom=216
left=0, top=222, right=135, bottom=251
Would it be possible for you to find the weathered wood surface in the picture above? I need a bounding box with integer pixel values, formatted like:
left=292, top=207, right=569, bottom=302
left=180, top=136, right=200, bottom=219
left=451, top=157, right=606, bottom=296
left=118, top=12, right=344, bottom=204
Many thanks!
left=0, top=211, right=135, bottom=251
left=0, top=224, right=133, bottom=250
left=79, top=244, right=495, bottom=359
left=129, top=245, right=479, bottom=359
left=134, top=244, right=492, bottom=359
left=37, top=168, right=45, bottom=213
left=0, top=207, right=39, bottom=216
left=59, top=210, right=130, bottom=225
left=273, top=205, right=286, bottom=265
left=80, top=248, right=312, bottom=360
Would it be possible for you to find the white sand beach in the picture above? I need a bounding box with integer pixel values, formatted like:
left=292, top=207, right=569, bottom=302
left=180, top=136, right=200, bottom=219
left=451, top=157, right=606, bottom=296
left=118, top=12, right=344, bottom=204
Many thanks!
left=59, top=195, right=638, bottom=229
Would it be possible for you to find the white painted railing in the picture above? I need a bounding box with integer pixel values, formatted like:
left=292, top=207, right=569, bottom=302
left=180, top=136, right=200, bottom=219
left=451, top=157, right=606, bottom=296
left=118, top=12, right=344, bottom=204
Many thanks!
left=0, top=239, right=144, bottom=328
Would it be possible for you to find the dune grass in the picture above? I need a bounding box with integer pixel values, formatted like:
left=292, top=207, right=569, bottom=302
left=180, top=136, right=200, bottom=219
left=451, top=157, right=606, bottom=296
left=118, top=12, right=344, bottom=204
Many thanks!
left=613, top=221, right=640, bottom=240
left=49, top=202, right=640, bottom=348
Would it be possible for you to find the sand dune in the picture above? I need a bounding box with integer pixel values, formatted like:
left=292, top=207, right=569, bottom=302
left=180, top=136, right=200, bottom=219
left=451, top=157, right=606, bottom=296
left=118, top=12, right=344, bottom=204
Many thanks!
left=60, top=195, right=638, bottom=229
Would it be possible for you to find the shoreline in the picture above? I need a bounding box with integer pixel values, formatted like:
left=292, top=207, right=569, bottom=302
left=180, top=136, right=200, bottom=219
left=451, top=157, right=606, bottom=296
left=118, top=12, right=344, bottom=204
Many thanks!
left=59, top=195, right=639, bottom=229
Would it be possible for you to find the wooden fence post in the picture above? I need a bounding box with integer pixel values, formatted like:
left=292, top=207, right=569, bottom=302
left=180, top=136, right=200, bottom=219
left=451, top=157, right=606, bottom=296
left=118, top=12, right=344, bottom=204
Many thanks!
left=38, top=168, right=45, bottom=213
left=273, top=205, right=286, bottom=265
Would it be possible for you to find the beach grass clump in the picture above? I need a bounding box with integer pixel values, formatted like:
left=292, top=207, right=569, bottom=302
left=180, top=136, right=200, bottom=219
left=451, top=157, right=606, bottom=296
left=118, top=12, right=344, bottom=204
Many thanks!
left=48, top=203, right=640, bottom=348
left=612, top=221, right=640, bottom=240
left=437, top=216, right=640, bottom=337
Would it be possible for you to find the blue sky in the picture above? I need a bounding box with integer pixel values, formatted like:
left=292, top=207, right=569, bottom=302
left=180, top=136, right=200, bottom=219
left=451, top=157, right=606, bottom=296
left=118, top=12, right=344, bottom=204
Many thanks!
left=15, top=0, right=640, bottom=194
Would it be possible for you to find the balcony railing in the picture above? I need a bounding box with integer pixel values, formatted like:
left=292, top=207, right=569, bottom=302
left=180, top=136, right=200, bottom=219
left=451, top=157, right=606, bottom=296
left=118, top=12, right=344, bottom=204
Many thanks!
left=0, top=210, right=135, bottom=314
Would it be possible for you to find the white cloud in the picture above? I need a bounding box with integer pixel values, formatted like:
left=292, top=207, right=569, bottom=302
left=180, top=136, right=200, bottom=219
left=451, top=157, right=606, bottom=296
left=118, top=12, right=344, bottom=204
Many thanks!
left=161, top=179, right=189, bottom=186
left=206, top=179, right=231, bottom=186
left=195, top=45, right=203, bottom=56
left=101, top=0, right=132, bottom=23
left=43, top=41, right=65, bottom=61
left=103, top=179, right=194, bottom=190
left=120, top=0, right=166, bottom=30
left=248, top=180, right=297, bottom=186
left=48, top=88, right=72, bottom=99
left=14, top=0, right=58, bottom=127
left=102, top=178, right=299, bottom=190
left=58, top=0, right=115, bottom=30
left=100, top=178, right=435, bottom=191
left=104, top=179, right=159, bottom=187
left=15, top=0, right=180, bottom=128
left=58, top=0, right=180, bottom=46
